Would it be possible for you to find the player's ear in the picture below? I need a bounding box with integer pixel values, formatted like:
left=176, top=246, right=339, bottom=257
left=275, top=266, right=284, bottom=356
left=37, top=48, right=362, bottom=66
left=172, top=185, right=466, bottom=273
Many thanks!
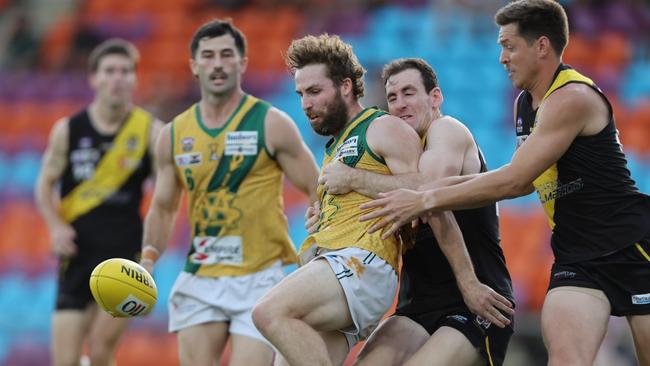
left=430, top=87, right=444, bottom=109
left=88, top=72, right=98, bottom=90
left=537, top=36, right=552, bottom=58
left=340, top=77, right=353, bottom=98
left=189, top=57, right=198, bottom=78
left=239, top=56, right=248, bottom=74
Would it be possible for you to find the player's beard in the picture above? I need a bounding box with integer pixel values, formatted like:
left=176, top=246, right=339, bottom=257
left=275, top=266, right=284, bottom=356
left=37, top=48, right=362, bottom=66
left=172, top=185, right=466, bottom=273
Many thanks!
left=312, top=89, right=349, bottom=136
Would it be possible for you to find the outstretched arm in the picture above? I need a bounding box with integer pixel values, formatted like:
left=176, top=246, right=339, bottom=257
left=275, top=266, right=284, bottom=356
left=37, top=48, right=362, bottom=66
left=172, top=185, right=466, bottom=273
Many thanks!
left=361, top=84, right=596, bottom=234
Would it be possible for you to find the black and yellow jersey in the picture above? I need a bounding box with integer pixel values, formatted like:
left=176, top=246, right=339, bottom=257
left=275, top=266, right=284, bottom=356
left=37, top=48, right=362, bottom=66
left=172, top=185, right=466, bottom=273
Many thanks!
left=171, top=95, right=296, bottom=277
left=515, top=64, right=650, bottom=264
left=60, top=107, right=153, bottom=251
left=301, top=107, right=402, bottom=271
left=398, top=142, right=513, bottom=314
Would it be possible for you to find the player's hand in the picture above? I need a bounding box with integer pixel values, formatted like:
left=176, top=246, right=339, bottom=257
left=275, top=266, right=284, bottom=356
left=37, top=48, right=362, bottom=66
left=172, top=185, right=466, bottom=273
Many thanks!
left=304, top=201, right=320, bottom=234
left=359, top=189, right=428, bottom=239
left=319, top=159, right=354, bottom=195
left=50, top=223, right=77, bottom=257
left=460, top=281, right=514, bottom=328
left=411, top=212, right=433, bottom=229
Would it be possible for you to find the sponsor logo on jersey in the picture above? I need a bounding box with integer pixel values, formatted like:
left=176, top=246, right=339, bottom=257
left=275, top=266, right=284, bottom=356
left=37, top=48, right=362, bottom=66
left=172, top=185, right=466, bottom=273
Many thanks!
left=335, top=136, right=358, bottom=159
left=190, top=236, right=243, bottom=265
left=225, top=131, right=258, bottom=156
left=175, top=152, right=202, bottom=167
left=536, top=178, right=584, bottom=204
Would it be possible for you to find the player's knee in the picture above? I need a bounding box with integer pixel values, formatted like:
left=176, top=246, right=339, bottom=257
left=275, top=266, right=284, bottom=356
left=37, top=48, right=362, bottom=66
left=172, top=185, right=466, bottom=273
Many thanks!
left=87, top=335, right=118, bottom=363
left=547, top=346, right=592, bottom=366
left=252, top=300, right=282, bottom=335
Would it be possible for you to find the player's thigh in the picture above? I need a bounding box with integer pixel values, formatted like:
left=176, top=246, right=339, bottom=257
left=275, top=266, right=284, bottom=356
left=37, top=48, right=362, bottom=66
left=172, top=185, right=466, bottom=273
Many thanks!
left=355, top=316, right=429, bottom=366
left=404, top=326, right=482, bottom=366
left=255, top=258, right=352, bottom=331
left=87, top=304, right=129, bottom=348
left=321, top=330, right=350, bottom=366
left=177, top=321, right=230, bottom=366
left=542, top=287, right=611, bottom=364
left=274, top=330, right=348, bottom=366
left=229, top=333, right=274, bottom=366
left=627, top=314, right=650, bottom=366
left=51, top=307, right=94, bottom=366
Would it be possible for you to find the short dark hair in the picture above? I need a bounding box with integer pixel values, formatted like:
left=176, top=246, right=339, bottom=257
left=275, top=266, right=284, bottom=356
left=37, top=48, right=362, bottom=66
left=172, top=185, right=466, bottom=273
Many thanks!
left=190, top=19, right=247, bottom=58
left=495, top=0, right=569, bottom=56
left=381, top=58, right=439, bottom=93
left=88, top=38, right=139, bottom=72
left=286, top=34, right=365, bottom=98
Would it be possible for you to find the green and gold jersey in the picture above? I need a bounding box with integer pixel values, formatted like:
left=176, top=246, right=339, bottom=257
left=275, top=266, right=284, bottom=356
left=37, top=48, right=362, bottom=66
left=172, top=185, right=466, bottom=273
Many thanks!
left=172, top=95, right=296, bottom=277
left=301, top=107, right=401, bottom=271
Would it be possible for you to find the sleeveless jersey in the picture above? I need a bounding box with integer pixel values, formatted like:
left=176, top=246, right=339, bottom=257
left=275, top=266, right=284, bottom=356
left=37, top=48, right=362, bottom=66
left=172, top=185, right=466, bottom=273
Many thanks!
left=397, top=143, right=513, bottom=314
left=172, top=95, right=296, bottom=277
left=301, top=107, right=401, bottom=271
left=60, top=107, right=152, bottom=251
left=515, top=64, right=650, bottom=263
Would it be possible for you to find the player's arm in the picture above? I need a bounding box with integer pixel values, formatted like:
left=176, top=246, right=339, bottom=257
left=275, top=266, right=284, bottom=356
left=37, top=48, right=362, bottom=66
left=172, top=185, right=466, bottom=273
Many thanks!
left=140, top=123, right=182, bottom=272
left=424, top=84, right=595, bottom=210
left=35, top=118, right=77, bottom=257
left=418, top=94, right=535, bottom=194
left=362, top=85, right=595, bottom=235
left=147, top=118, right=165, bottom=174
left=366, top=114, right=422, bottom=178
left=265, top=108, right=319, bottom=203
left=420, top=119, right=513, bottom=327
left=319, top=159, right=423, bottom=197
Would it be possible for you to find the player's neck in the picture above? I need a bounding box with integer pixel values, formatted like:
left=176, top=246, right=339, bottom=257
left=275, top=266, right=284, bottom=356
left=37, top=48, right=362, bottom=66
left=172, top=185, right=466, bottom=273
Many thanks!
left=422, top=110, right=442, bottom=137
left=88, top=100, right=132, bottom=135
left=529, top=61, right=562, bottom=109
left=345, top=101, right=364, bottom=123
left=200, top=88, right=246, bottom=129
left=330, top=101, right=364, bottom=139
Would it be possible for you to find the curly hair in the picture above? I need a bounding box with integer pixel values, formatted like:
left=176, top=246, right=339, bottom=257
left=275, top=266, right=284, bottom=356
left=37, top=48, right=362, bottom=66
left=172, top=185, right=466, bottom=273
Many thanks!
left=286, top=34, right=365, bottom=98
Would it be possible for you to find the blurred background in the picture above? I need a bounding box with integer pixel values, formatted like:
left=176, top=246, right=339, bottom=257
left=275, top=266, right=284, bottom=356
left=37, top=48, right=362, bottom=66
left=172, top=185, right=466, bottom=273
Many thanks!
left=0, top=0, right=648, bottom=365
